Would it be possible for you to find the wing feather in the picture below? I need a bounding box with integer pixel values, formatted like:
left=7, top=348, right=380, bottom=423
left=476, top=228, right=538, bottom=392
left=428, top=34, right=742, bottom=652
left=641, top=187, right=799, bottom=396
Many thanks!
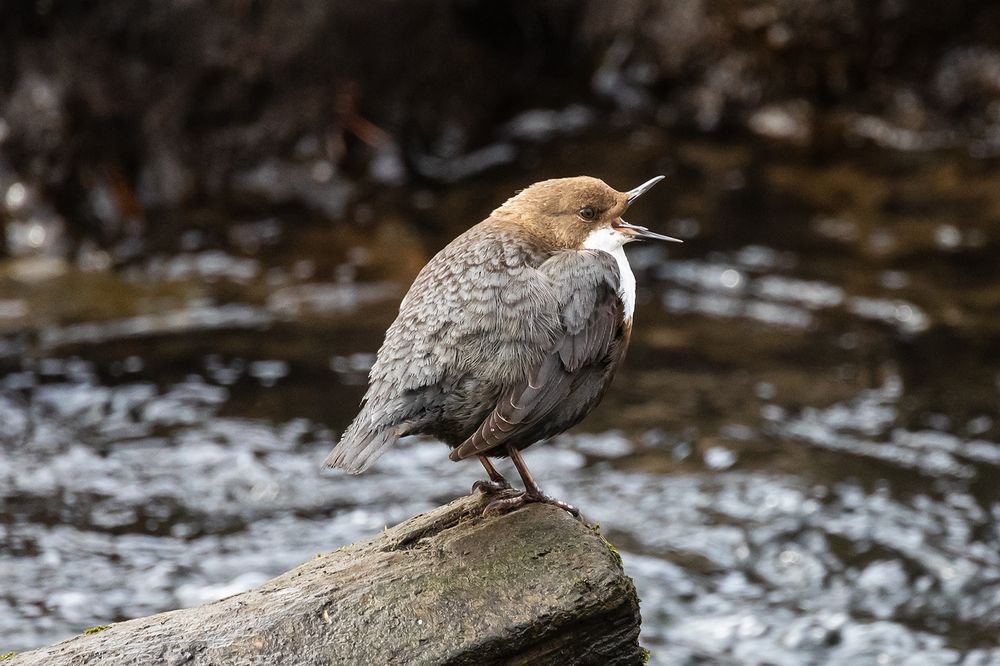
left=450, top=250, right=623, bottom=460
left=325, top=221, right=559, bottom=472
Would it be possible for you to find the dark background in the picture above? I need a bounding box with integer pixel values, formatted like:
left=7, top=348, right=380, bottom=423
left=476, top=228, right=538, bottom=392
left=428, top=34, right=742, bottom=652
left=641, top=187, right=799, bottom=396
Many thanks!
left=3, top=0, right=1000, bottom=253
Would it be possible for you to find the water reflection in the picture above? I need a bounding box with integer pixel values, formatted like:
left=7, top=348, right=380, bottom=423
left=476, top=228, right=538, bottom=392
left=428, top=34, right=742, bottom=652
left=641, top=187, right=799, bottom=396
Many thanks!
left=1, top=130, right=999, bottom=663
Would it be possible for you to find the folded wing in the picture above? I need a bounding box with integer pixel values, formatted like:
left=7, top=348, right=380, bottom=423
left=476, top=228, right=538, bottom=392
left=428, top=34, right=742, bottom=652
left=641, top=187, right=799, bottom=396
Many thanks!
left=450, top=250, right=624, bottom=460
left=325, top=224, right=560, bottom=473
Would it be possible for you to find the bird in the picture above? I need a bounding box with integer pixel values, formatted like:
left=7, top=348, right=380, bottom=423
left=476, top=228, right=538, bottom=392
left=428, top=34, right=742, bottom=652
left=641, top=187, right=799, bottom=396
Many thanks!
left=323, top=175, right=680, bottom=517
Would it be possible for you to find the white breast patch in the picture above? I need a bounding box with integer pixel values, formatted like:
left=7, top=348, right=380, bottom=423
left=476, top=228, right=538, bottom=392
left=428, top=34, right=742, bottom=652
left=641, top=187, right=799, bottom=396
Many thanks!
left=582, top=227, right=636, bottom=320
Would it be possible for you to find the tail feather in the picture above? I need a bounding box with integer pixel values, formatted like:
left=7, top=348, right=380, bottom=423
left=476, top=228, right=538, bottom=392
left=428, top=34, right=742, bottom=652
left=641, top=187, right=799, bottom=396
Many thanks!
left=325, top=390, right=427, bottom=473
left=323, top=416, right=400, bottom=474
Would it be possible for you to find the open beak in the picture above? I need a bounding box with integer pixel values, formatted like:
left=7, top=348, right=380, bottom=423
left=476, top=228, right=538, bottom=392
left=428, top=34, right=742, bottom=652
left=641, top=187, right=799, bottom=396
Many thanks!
left=613, top=219, right=683, bottom=242
left=625, top=175, right=666, bottom=207
left=617, top=175, right=682, bottom=242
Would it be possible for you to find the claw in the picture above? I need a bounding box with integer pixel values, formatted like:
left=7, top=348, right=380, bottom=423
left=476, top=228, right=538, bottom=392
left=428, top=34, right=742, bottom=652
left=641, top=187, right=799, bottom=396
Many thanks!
left=472, top=478, right=512, bottom=494
left=481, top=490, right=582, bottom=520
left=483, top=492, right=527, bottom=516
left=531, top=492, right=581, bottom=518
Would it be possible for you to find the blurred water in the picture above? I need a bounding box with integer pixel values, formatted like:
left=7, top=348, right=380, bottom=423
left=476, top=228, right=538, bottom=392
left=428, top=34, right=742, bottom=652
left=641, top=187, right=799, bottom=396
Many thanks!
left=1, top=129, right=999, bottom=664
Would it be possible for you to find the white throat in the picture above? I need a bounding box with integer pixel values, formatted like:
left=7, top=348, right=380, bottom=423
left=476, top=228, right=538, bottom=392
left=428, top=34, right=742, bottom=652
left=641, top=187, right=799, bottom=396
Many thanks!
left=582, top=227, right=636, bottom=320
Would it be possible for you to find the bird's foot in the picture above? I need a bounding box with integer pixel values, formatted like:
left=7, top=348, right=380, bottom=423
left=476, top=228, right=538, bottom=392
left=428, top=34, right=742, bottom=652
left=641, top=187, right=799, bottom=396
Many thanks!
left=472, top=478, right=512, bottom=494
left=482, top=490, right=581, bottom=520
left=483, top=491, right=528, bottom=515
left=528, top=491, right=582, bottom=519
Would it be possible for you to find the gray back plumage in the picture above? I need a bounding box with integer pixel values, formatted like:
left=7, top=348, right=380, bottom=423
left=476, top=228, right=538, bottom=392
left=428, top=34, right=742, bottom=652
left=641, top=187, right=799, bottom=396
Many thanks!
left=449, top=250, right=624, bottom=460
left=324, top=220, right=564, bottom=473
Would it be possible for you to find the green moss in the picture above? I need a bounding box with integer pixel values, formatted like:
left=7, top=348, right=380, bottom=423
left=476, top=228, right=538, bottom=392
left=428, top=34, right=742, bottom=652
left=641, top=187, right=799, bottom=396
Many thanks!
left=83, top=625, right=110, bottom=635
left=642, top=647, right=651, bottom=664
left=588, top=522, right=624, bottom=568
left=600, top=534, right=623, bottom=568
left=0, top=652, right=16, bottom=661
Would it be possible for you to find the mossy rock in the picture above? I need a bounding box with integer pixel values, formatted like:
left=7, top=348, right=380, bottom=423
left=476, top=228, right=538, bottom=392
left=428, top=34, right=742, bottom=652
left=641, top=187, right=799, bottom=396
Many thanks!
left=6, top=492, right=642, bottom=665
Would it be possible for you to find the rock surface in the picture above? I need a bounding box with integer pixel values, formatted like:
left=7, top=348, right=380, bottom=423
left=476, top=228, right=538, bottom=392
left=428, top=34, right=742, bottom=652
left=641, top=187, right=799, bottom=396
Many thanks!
left=6, top=492, right=643, bottom=665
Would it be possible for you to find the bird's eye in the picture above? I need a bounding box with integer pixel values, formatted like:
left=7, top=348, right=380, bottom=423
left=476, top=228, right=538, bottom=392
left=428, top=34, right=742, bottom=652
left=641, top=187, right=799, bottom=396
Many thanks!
left=578, top=206, right=596, bottom=221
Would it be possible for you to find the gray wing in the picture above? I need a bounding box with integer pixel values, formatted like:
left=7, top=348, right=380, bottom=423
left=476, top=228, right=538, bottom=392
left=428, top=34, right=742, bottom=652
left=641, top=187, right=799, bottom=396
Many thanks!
left=324, top=222, right=561, bottom=473
left=449, top=250, right=623, bottom=461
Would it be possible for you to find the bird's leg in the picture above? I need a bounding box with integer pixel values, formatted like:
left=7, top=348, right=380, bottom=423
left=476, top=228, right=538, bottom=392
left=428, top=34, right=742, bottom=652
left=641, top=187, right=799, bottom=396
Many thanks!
left=483, top=445, right=581, bottom=519
left=509, top=445, right=581, bottom=517
left=472, top=455, right=512, bottom=494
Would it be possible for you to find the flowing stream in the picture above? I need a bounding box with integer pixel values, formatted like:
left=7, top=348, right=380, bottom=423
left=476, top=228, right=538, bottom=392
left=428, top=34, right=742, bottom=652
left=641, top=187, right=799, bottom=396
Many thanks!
left=1, top=128, right=999, bottom=664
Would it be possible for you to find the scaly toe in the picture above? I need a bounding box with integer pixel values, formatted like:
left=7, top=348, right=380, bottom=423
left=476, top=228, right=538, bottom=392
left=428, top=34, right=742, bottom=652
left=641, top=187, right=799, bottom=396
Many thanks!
left=472, top=479, right=512, bottom=494
left=483, top=493, right=527, bottom=516
left=527, top=492, right=582, bottom=519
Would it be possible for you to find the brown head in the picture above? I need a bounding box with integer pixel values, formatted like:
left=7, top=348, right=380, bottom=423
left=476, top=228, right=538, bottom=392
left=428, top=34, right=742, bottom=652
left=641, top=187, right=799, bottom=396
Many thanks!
left=492, top=175, right=680, bottom=251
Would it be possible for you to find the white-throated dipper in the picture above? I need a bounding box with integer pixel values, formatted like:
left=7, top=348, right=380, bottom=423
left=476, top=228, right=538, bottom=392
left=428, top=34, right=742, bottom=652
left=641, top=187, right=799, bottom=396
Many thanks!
left=324, top=176, right=679, bottom=517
